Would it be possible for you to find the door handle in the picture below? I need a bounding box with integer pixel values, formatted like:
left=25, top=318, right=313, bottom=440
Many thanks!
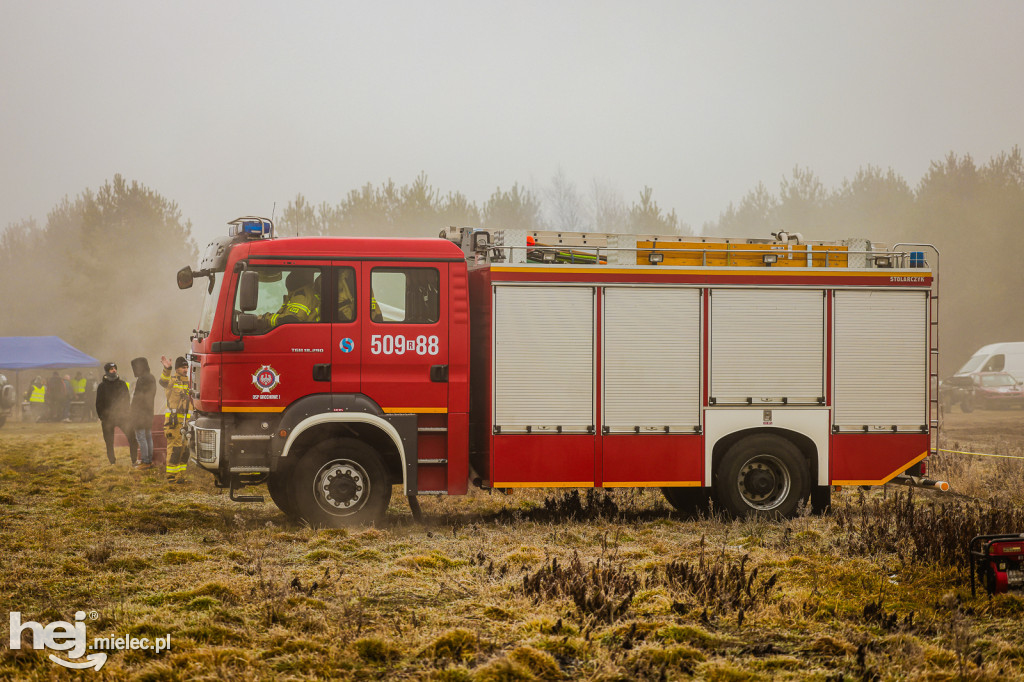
left=313, top=363, right=331, bottom=382
left=430, top=365, right=449, bottom=383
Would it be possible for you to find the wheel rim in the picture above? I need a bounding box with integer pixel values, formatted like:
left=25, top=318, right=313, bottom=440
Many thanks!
left=736, top=454, right=791, bottom=511
left=312, top=459, right=370, bottom=515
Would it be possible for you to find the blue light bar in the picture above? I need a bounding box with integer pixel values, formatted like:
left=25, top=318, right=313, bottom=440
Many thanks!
left=227, top=216, right=274, bottom=239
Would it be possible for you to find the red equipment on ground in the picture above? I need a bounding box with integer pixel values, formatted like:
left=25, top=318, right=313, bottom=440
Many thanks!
left=970, top=534, right=1024, bottom=596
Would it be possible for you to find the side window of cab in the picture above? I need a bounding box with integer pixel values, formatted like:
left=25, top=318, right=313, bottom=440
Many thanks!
left=369, top=268, right=439, bottom=324
left=336, top=267, right=357, bottom=323
left=234, top=266, right=323, bottom=334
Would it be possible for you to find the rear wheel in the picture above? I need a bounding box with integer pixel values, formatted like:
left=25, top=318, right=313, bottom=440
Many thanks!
left=960, top=395, right=974, bottom=413
left=0, top=415, right=6, bottom=429
left=292, top=438, right=392, bottom=527
left=715, top=434, right=809, bottom=519
left=661, top=487, right=710, bottom=517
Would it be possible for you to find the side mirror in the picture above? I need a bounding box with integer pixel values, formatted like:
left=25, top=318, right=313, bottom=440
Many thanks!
left=238, top=271, right=259, bottom=312
left=176, top=266, right=194, bottom=290
left=237, top=313, right=258, bottom=335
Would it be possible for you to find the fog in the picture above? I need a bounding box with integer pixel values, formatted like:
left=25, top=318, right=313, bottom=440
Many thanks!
left=0, top=1, right=1022, bottom=376
left=3, top=2, right=1022, bottom=243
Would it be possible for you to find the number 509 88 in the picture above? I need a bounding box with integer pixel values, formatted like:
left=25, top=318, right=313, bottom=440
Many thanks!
left=370, top=334, right=439, bottom=356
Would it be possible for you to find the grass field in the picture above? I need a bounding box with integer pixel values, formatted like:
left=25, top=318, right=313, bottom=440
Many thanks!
left=1, top=412, right=1023, bottom=681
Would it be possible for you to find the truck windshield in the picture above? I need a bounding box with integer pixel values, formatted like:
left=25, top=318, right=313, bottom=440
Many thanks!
left=197, top=272, right=224, bottom=332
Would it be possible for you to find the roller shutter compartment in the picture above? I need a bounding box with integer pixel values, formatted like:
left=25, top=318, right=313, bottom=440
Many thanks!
left=603, top=287, right=701, bottom=432
left=833, top=290, right=927, bottom=430
left=710, top=288, right=824, bottom=405
left=493, top=286, right=594, bottom=433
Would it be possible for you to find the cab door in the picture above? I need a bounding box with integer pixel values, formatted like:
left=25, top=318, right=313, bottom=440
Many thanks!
left=220, top=263, right=331, bottom=413
left=360, top=263, right=449, bottom=414
left=330, top=263, right=362, bottom=396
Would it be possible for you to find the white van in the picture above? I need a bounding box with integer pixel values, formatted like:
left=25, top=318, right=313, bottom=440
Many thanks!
left=956, top=342, right=1024, bottom=381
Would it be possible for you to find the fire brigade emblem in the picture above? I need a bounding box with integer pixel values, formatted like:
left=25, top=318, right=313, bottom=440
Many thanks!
left=252, top=365, right=281, bottom=394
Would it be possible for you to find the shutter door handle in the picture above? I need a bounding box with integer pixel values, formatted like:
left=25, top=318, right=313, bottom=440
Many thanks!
left=430, top=365, right=449, bottom=383
left=313, top=364, right=331, bottom=382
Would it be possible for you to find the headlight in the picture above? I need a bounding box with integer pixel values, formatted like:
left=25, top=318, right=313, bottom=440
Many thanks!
left=194, top=427, right=220, bottom=465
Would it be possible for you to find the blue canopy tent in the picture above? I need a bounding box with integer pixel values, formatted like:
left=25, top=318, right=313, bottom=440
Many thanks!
left=0, top=337, right=101, bottom=423
left=0, top=336, right=99, bottom=370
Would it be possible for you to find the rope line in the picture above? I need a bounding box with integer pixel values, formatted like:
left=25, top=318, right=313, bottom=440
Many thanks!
left=937, top=448, right=1024, bottom=461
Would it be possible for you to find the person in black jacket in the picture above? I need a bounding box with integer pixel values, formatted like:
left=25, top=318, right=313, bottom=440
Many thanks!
left=45, top=371, right=65, bottom=422
left=129, top=357, right=157, bottom=469
left=95, top=362, right=138, bottom=465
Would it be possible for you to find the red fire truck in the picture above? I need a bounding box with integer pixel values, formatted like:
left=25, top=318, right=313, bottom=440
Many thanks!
left=177, top=217, right=942, bottom=526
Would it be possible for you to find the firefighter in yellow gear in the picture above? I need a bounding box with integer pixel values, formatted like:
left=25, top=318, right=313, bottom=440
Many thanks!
left=160, top=355, right=191, bottom=483
left=261, top=269, right=319, bottom=329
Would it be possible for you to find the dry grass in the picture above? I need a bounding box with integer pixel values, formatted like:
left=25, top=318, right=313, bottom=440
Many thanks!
left=0, top=413, right=1023, bottom=680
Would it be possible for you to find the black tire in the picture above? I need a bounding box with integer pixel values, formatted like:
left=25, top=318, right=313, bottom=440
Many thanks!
left=960, top=396, right=974, bottom=413
left=715, top=434, right=810, bottom=519
left=661, top=487, right=711, bottom=517
left=810, top=485, right=831, bottom=515
left=0, top=415, right=6, bottom=429
left=267, top=464, right=299, bottom=520
left=291, top=438, right=392, bottom=527
left=0, top=385, right=14, bottom=410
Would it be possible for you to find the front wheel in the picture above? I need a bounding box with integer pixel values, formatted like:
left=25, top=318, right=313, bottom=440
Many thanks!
left=715, top=434, right=809, bottom=519
left=960, top=395, right=974, bottom=413
left=267, top=463, right=298, bottom=520
left=291, top=438, right=392, bottom=528
left=0, top=415, right=6, bottom=429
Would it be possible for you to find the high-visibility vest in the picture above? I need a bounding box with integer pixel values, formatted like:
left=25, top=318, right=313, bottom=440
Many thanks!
left=72, top=378, right=86, bottom=394
left=29, top=385, right=45, bottom=403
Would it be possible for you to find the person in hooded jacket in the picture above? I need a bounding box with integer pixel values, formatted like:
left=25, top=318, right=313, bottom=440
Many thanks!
left=129, top=357, right=157, bottom=469
left=45, top=371, right=65, bottom=422
left=95, top=362, right=138, bottom=465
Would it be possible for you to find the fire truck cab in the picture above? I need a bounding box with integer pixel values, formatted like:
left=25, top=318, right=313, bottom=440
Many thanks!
left=178, top=218, right=940, bottom=526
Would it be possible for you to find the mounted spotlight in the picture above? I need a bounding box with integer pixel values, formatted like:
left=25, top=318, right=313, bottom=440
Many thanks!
left=648, top=252, right=664, bottom=265
left=762, top=253, right=778, bottom=266
left=873, top=255, right=893, bottom=268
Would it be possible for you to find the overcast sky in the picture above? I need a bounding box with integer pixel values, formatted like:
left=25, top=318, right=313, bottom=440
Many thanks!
left=1, top=0, right=1020, bottom=245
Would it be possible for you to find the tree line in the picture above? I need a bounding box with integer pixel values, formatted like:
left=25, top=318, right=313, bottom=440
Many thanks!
left=0, top=175, right=198, bottom=370
left=705, top=148, right=1024, bottom=373
left=2, top=149, right=1022, bottom=375
left=276, top=171, right=685, bottom=238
